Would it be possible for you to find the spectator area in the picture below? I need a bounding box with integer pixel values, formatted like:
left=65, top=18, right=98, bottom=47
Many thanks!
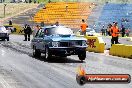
left=98, top=3, right=132, bottom=30
left=33, top=2, right=96, bottom=28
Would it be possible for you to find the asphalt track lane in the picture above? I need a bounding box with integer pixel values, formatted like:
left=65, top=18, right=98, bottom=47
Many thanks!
left=0, top=45, right=132, bottom=88
left=0, top=46, right=79, bottom=88
left=0, top=35, right=132, bottom=88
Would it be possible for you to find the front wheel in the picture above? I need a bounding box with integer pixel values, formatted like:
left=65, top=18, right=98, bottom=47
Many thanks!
left=32, top=47, right=41, bottom=58
left=44, top=48, right=51, bottom=60
left=1, top=38, right=5, bottom=41
left=78, top=51, right=86, bottom=61
left=7, top=37, right=9, bottom=41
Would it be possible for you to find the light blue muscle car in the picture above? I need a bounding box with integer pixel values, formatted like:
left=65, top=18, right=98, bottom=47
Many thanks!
left=31, top=25, right=87, bottom=61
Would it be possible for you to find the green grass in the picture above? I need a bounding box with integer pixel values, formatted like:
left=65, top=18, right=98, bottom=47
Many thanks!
left=0, top=3, right=38, bottom=19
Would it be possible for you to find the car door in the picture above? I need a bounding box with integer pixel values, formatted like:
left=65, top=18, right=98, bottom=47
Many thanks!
left=36, top=29, right=46, bottom=51
left=38, top=28, right=52, bottom=52
left=32, top=29, right=44, bottom=51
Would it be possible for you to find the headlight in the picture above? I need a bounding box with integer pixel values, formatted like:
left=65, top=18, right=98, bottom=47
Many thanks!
left=52, top=41, right=59, bottom=47
left=82, top=41, right=87, bottom=46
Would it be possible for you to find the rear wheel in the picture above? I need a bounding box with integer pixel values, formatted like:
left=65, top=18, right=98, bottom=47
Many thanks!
left=78, top=51, right=86, bottom=61
left=32, top=47, right=41, bottom=58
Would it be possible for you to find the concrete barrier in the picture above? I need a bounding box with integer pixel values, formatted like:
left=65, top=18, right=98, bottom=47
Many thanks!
left=130, top=37, right=132, bottom=41
left=110, top=44, right=132, bottom=58
left=116, top=44, right=125, bottom=57
left=109, top=44, right=117, bottom=56
left=85, top=36, right=105, bottom=53
left=124, top=45, right=132, bottom=58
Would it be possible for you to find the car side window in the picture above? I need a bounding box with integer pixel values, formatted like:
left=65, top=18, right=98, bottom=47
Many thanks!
left=44, top=29, right=49, bottom=36
left=35, top=29, right=42, bottom=37
left=44, top=27, right=54, bottom=35
left=39, top=30, right=45, bottom=37
left=35, top=30, right=39, bottom=37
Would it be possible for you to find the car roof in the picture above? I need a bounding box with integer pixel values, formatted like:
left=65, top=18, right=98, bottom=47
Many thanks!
left=42, top=25, right=69, bottom=30
left=41, top=25, right=55, bottom=29
left=79, top=27, right=93, bottom=31
left=86, top=28, right=92, bottom=30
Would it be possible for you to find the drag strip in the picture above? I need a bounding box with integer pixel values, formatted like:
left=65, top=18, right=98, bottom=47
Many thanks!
left=0, top=36, right=132, bottom=88
left=1, top=40, right=132, bottom=70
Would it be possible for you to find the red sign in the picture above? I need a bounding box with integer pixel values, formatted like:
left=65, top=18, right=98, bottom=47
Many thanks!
left=76, top=74, right=131, bottom=85
left=87, top=39, right=96, bottom=48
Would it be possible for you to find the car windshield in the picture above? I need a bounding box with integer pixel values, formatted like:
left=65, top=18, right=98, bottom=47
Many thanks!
left=46, top=26, right=73, bottom=35
left=0, top=26, right=6, bottom=31
left=86, top=28, right=94, bottom=32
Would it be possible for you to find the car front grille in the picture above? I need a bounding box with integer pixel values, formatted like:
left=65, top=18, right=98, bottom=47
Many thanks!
left=60, top=42, right=69, bottom=47
left=60, top=41, right=82, bottom=47
left=0, top=33, right=7, bottom=37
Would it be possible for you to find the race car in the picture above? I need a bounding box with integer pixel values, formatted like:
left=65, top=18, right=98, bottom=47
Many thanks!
left=31, top=25, right=87, bottom=61
left=76, top=28, right=101, bottom=36
left=0, top=26, right=10, bottom=41
left=4, top=24, right=23, bottom=34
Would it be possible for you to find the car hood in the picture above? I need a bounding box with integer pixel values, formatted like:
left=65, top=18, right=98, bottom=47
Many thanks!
left=49, top=35, right=87, bottom=41
left=0, top=30, right=8, bottom=33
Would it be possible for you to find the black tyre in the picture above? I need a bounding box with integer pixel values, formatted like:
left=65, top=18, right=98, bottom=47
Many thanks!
left=78, top=51, right=86, bottom=61
left=7, top=37, right=9, bottom=41
left=79, top=76, right=86, bottom=85
left=32, top=47, right=41, bottom=58
left=44, top=47, right=51, bottom=60
left=76, top=75, right=86, bottom=85
left=62, top=55, right=67, bottom=58
left=1, top=38, right=5, bottom=41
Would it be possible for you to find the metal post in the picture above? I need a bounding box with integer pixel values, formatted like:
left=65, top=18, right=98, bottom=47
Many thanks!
left=4, top=4, right=7, bottom=18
